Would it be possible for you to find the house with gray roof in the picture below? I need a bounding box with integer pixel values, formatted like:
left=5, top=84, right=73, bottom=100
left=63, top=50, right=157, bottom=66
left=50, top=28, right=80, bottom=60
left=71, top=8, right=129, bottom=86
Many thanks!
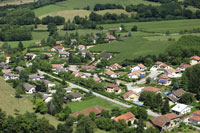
left=24, top=83, right=36, bottom=94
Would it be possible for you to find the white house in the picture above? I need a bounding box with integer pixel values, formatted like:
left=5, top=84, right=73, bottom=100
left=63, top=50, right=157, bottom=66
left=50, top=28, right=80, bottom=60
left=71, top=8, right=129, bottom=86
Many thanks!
left=128, top=70, right=143, bottom=79
left=25, top=53, right=37, bottom=60
left=43, top=80, right=56, bottom=89
left=77, top=45, right=86, bottom=51
left=131, top=64, right=147, bottom=72
left=164, top=69, right=182, bottom=78
left=29, top=73, right=44, bottom=81
left=105, top=70, right=120, bottom=78
left=4, top=73, right=19, bottom=81
left=24, top=83, right=36, bottom=94
left=171, top=103, right=191, bottom=115
left=190, top=56, right=200, bottom=65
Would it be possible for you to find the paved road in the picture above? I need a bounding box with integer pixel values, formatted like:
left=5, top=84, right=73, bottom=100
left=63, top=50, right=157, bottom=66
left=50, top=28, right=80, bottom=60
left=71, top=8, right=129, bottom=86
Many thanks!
left=39, top=70, right=160, bottom=117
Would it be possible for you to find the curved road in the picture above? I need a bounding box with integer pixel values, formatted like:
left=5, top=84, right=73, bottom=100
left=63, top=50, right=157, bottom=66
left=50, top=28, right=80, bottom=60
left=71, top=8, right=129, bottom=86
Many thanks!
left=39, top=70, right=160, bottom=117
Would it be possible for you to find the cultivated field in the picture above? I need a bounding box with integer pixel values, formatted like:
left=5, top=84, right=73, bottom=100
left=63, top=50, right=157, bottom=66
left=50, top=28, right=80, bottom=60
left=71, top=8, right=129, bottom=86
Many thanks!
left=90, top=37, right=174, bottom=63
left=0, top=0, right=34, bottom=6
left=68, top=97, right=124, bottom=113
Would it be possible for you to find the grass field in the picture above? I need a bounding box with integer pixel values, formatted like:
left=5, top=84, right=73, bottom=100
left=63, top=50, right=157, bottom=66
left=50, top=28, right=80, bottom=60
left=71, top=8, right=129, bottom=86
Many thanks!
left=0, top=0, right=34, bottom=6
left=68, top=97, right=124, bottom=113
left=90, top=37, right=174, bottom=63
left=34, top=0, right=159, bottom=17
left=101, top=19, right=200, bottom=33
left=0, top=77, right=60, bottom=127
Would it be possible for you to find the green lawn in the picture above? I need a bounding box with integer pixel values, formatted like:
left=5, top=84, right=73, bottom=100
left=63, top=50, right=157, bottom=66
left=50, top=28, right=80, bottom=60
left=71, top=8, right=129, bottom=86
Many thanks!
left=101, top=19, right=200, bottom=33
left=68, top=97, right=124, bottom=113
left=90, top=37, right=174, bottom=63
left=0, top=77, right=60, bottom=127
left=34, top=0, right=159, bottom=17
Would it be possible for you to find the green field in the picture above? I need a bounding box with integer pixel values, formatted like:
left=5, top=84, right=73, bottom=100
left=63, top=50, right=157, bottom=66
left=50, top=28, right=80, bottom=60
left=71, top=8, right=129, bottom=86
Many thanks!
left=68, top=97, right=124, bottom=113
left=0, top=77, right=60, bottom=127
left=34, top=0, right=159, bottom=17
left=90, top=37, right=174, bottom=63
left=101, top=19, right=200, bottom=33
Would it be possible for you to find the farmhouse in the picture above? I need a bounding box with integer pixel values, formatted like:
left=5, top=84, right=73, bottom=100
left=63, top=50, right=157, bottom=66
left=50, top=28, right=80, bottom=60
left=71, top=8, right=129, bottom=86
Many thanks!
left=24, top=83, right=36, bottom=94
left=113, top=112, right=135, bottom=124
left=150, top=113, right=181, bottom=130
left=109, top=63, right=122, bottom=70
left=51, top=46, right=64, bottom=52
left=131, top=64, right=147, bottom=72
left=142, top=86, right=161, bottom=93
left=122, top=90, right=139, bottom=101
left=105, top=70, right=120, bottom=78
left=158, top=75, right=171, bottom=85
left=70, top=105, right=107, bottom=117
left=65, top=92, right=82, bottom=102
left=104, top=84, right=121, bottom=94
left=190, top=56, right=200, bottom=65
left=171, top=103, right=191, bottom=115
left=25, top=53, right=36, bottom=60
left=164, top=69, right=182, bottom=78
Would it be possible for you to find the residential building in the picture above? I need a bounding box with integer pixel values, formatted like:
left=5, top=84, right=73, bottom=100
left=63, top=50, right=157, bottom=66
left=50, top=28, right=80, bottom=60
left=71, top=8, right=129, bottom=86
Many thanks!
left=72, top=71, right=86, bottom=78
left=142, top=86, right=161, bottom=93
left=51, top=46, right=64, bottom=52
left=105, top=70, right=120, bottom=78
left=59, top=51, right=70, bottom=57
left=6, top=54, right=11, bottom=63
left=190, top=56, right=200, bottom=65
left=150, top=113, right=181, bottom=130
left=167, top=89, right=185, bottom=103
left=104, top=84, right=121, bottom=94
left=65, top=93, right=82, bottom=102
left=171, top=103, right=191, bottom=115
left=24, top=83, right=36, bottom=94
left=131, top=64, right=147, bottom=72
left=152, top=61, right=171, bottom=70
left=70, top=105, right=107, bottom=117
left=81, top=65, right=96, bottom=71
left=189, top=110, right=200, bottom=124
left=51, top=64, right=63, bottom=70
left=93, top=77, right=101, bottom=83
left=164, top=69, right=182, bottom=78
left=158, top=75, right=171, bottom=85
left=113, top=112, right=135, bottom=124
left=177, top=63, right=191, bottom=71
left=128, top=70, right=143, bottom=79
left=105, top=34, right=116, bottom=41
left=4, top=72, right=19, bottom=80
left=99, top=53, right=112, bottom=59
left=109, top=63, right=122, bottom=70
left=77, top=45, right=86, bottom=50
left=29, top=73, right=44, bottom=81
left=65, top=88, right=72, bottom=93
left=25, top=53, right=36, bottom=60
left=35, top=41, right=41, bottom=46
left=122, top=90, right=139, bottom=101
left=43, top=80, right=55, bottom=89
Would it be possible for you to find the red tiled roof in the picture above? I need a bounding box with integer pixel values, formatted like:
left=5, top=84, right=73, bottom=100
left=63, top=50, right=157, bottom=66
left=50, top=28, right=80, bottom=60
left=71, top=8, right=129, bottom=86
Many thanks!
left=81, top=65, right=96, bottom=70
left=53, top=46, right=64, bottom=49
left=190, top=56, right=200, bottom=61
left=138, top=64, right=146, bottom=69
left=105, top=70, right=115, bottom=75
left=78, top=45, right=85, bottom=49
left=193, top=110, right=200, bottom=116
left=51, top=64, right=63, bottom=69
left=155, top=61, right=164, bottom=65
left=113, top=112, right=135, bottom=123
left=93, top=77, right=100, bottom=82
left=109, top=63, right=122, bottom=69
left=142, top=86, right=160, bottom=92
left=165, top=69, right=180, bottom=74
left=70, top=105, right=107, bottom=117
left=189, top=116, right=200, bottom=122
left=159, top=75, right=169, bottom=80
left=122, top=90, right=138, bottom=99
left=130, top=70, right=141, bottom=76
left=179, top=63, right=191, bottom=68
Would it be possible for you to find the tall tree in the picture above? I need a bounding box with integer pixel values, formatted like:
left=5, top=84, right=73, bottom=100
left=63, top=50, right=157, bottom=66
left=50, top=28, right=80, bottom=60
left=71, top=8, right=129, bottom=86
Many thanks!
left=18, top=41, right=24, bottom=51
left=76, top=116, right=96, bottom=133
left=161, top=99, right=170, bottom=114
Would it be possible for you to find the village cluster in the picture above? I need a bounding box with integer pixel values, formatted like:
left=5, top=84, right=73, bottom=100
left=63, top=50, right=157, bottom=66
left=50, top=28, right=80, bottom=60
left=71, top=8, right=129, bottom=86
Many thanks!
left=0, top=37, right=200, bottom=131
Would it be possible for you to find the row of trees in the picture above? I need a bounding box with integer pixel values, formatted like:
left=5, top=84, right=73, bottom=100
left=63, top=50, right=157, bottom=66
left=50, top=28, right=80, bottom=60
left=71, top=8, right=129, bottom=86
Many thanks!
left=41, top=15, right=65, bottom=25
left=93, top=4, right=124, bottom=11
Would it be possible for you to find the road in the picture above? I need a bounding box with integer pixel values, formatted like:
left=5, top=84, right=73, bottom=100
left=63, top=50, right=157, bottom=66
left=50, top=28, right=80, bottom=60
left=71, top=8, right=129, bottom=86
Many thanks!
left=39, top=70, right=160, bottom=117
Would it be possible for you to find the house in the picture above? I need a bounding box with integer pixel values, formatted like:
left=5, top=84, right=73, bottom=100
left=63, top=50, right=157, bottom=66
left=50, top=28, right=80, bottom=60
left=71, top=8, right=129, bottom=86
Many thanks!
left=41, top=93, right=53, bottom=103
left=105, top=70, right=120, bottom=78
left=24, top=83, right=36, bottom=94
left=51, top=46, right=64, bottom=52
left=105, top=34, right=116, bottom=41
left=6, top=54, right=11, bottom=63
left=56, top=41, right=64, bottom=45
left=189, top=110, right=200, bottom=124
left=152, top=61, right=171, bottom=70
left=171, top=103, right=191, bottom=115
left=65, top=92, right=82, bottom=102
left=109, top=63, right=122, bottom=70
left=164, top=69, right=182, bottom=78
left=51, top=64, right=63, bottom=70
left=77, top=45, right=86, bottom=51
left=56, top=68, right=67, bottom=74
left=15, top=66, right=24, bottom=72
left=99, top=53, right=112, bottom=60
left=158, top=75, right=171, bottom=85
left=93, top=77, right=101, bottom=82
left=42, top=53, right=53, bottom=58
left=104, top=84, right=121, bottom=94
left=70, top=105, right=107, bottom=117
left=128, top=70, right=143, bottom=79
left=59, top=51, right=70, bottom=57
left=72, top=71, right=86, bottom=78
left=43, top=80, right=55, bottom=89
left=35, top=41, right=41, bottom=46
left=80, top=50, right=92, bottom=58
left=190, top=56, right=200, bottom=65
left=142, top=86, right=161, bottom=93
left=0, top=62, right=10, bottom=69
left=71, top=39, right=77, bottom=45
left=131, top=64, right=147, bottom=72
left=113, top=112, right=135, bottom=124
left=4, top=72, right=19, bottom=80
left=177, top=63, right=191, bottom=71
left=65, top=88, right=72, bottom=93
left=29, top=73, right=44, bottom=81
left=167, top=89, right=185, bottom=103
left=122, top=90, right=139, bottom=101
left=150, top=113, right=181, bottom=130
left=81, top=65, right=96, bottom=71
left=25, top=53, right=36, bottom=60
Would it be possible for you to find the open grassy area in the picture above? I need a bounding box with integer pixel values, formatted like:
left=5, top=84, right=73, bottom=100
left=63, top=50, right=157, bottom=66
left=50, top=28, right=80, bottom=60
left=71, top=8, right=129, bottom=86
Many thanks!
left=90, top=37, right=174, bottom=63
left=0, top=77, right=60, bottom=127
left=101, top=19, right=200, bottom=33
left=34, top=0, right=159, bottom=17
left=0, top=0, right=34, bottom=6
left=68, top=97, right=124, bottom=113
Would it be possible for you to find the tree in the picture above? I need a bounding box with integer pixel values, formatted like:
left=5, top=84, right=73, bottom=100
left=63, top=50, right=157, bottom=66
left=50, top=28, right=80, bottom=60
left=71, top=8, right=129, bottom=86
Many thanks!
left=89, top=112, right=96, bottom=121
left=19, top=70, right=28, bottom=82
left=137, top=107, right=148, bottom=120
left=76, top=116, right=96, bottom=133
left=95, top=117, right=112, bottom=131
left=179, top=93, right=195, bottom=104
left=35, top=98, right=48, bottom=114
left=18, top=41, right=24, bottom=51
left=114, top=119, right=128, bottom=132
left=47, top=23, right=57, bottom=36
left=137, top=118, right=144, bottom=133
left=111, top=107, right=121, bottom=117
left=155, top=93, right=163, bottom=112
left=144, top=57, right=153, bottom=66
left=161, top=99, right=169, bottom=114
left=146, top=77, right=151, bottom=84
left=131, top=25, right=137, bottom=31
left=57, top=117, right=75, bottom=133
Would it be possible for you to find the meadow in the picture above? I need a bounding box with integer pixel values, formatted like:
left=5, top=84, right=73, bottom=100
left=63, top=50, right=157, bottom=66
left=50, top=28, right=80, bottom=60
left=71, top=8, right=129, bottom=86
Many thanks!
left=90, top=36, right=174, bottom=63
left=68, top=97, right=124, bottom=113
